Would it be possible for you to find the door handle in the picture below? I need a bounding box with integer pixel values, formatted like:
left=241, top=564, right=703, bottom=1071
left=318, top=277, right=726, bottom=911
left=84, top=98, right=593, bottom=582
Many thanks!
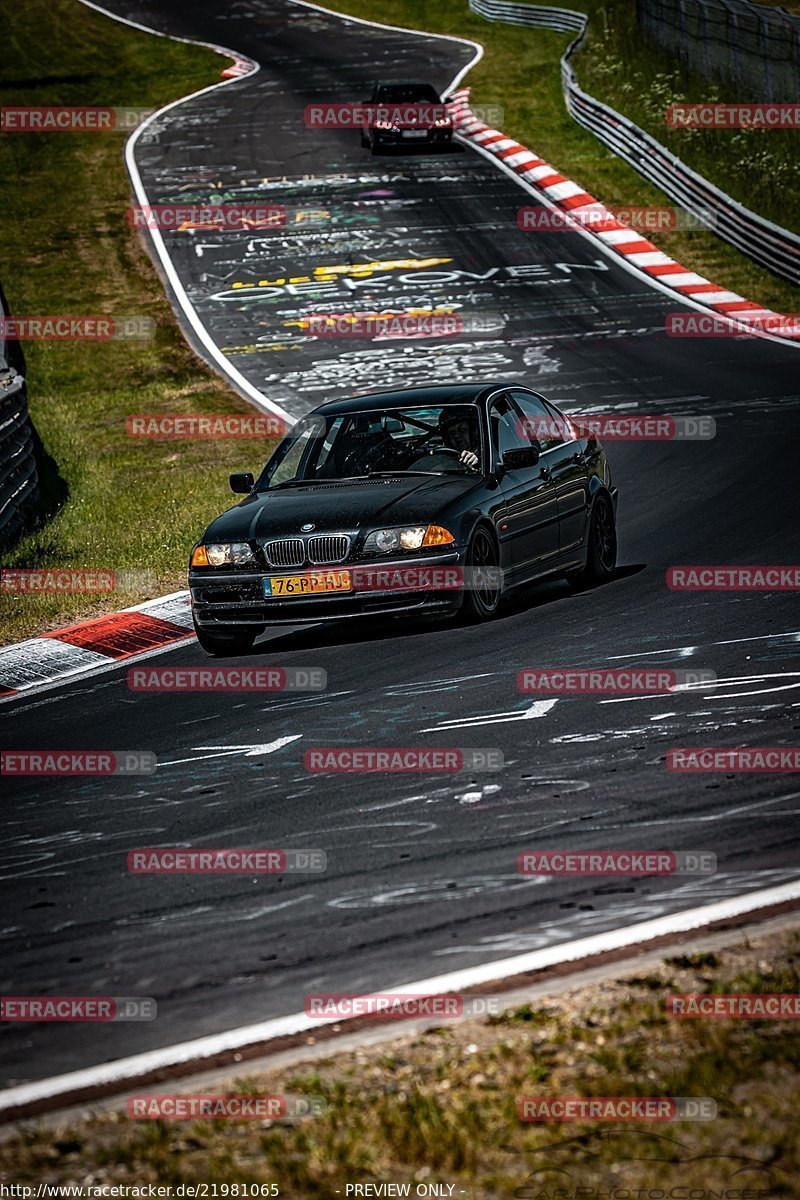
left=540, top=466, right=551, bottom=480
left=572, top=451, right=585, bottom=465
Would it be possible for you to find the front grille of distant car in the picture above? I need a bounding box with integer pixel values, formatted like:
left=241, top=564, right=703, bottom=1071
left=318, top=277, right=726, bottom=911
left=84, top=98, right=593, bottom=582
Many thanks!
left=308, top=535, right=350, bottom=564
left=263, top=538, right=305, bottom=568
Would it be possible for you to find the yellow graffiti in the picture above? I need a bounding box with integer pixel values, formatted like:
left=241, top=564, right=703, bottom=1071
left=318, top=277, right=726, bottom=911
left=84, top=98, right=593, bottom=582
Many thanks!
left=230, top=256, right=452, bottom=290
left=176, top=216, right=283, bottom=232
left=223, top=343, right=304, bottom=355
left=284, top=306, right=460, bottom=331
left=291, top=208, right=332, bottom=223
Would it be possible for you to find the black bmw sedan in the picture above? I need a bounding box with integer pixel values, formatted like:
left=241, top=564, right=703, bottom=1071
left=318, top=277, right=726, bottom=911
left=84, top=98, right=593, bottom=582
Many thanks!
left=188, top=383, right=618, bottom=655
left=360, top=81, right=453, bottom=153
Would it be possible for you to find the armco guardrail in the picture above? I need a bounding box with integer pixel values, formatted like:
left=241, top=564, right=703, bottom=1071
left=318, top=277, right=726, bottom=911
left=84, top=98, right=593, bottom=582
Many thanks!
left=467, top=0, right=800, bottom=286
left=0, top=314, right=39, bottom=549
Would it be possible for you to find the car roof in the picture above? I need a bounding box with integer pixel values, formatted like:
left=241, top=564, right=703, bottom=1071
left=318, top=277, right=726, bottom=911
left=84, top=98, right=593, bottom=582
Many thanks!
left=311, top=383, right=523, bottom=416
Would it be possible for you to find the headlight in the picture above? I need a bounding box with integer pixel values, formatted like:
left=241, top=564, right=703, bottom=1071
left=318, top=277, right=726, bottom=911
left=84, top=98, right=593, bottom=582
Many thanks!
left=192, top=542, right=254, bottom=567
left=362, top=525, right=454, bottom=554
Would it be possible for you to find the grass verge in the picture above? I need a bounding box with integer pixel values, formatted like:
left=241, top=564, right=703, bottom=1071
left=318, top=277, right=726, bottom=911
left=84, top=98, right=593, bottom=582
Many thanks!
left=2, top=924, right=799, bottom=1194
left=331, top=0, right=800, bottom=316
left=0, top=0, right=278, bottom=646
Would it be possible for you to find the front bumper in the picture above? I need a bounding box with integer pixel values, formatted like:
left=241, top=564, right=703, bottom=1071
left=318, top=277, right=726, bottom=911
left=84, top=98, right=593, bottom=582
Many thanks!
left=190, top=550, right=464, bottom=627
left=371, top=127, right=453, bottom=147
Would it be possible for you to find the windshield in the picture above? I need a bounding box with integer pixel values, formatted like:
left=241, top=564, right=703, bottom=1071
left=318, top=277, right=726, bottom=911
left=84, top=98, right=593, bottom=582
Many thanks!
left=376, top=84, right=440, bottom=103
left=256, top=406, right=484, bottom=490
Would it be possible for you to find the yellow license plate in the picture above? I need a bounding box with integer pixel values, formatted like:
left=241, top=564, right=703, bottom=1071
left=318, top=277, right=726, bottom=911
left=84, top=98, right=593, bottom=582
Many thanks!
left=263, top=570, right=352, bottom=598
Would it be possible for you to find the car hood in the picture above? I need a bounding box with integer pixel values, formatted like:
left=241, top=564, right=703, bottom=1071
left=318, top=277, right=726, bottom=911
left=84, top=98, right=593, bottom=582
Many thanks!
left=203, top=475, right=479, bottom=541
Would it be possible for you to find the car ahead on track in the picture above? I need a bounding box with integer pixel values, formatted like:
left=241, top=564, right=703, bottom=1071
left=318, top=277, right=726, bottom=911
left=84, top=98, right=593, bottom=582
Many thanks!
left=188, top=384, right=618, bottom=655
left=360, top=80, right=453, bottom=153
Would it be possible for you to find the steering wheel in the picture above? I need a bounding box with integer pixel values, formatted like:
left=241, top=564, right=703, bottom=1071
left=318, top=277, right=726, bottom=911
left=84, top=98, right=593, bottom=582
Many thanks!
left=356, top=439, right=406, bottom=473
left=410, top=446, right=476, bottom=473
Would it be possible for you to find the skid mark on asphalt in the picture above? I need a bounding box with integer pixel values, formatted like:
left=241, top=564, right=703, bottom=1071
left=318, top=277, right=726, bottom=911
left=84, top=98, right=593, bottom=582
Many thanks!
left=615, top=791, right=800, bottom=827
left=609, top=629, right=800, bottom=659
left=430, top=869, right=800, bottom=956
left=327, top=873, right=546, bottom=910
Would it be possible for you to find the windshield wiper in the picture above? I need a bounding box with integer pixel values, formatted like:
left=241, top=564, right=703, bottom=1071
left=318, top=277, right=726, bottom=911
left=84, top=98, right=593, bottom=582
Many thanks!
left=367, top=470, right=438, bottom=478
left=268, top=479, right=318, bottom=490
left=269, top=476, right=369, bottom=490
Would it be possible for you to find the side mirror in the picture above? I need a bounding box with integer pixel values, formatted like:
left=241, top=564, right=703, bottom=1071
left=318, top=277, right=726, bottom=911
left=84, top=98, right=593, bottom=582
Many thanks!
left=229, top=472, right=254, bottom=494
left=502, top=445, right=540, bottom=471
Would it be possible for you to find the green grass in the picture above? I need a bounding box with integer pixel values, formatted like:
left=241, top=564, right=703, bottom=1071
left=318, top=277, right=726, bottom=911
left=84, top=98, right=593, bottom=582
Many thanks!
left=0, top=0, right=279, bottom=645
left=2, top=927, right=799, bottom=1195
left=330, top=0, right=800, bottom=316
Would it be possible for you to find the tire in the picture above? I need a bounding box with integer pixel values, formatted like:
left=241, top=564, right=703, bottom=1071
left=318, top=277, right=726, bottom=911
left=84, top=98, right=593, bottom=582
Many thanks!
left=193, top=618, right=259, bottom=656
left=459, top=526, right=502, bottom=622
left=566, top=492, right=617, bottom=589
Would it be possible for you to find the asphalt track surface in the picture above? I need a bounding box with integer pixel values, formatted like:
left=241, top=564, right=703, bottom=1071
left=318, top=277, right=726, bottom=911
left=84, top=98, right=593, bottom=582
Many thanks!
left=2, top=0, right=800, bottom=1089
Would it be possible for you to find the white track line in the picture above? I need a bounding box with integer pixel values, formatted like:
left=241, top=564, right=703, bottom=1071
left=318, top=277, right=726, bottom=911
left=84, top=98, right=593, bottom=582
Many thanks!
left=77, top=0, right=482, bottom=423
left=77, top=0, right=295, bottom=421
left=2, top=879, right=799, bottom=1115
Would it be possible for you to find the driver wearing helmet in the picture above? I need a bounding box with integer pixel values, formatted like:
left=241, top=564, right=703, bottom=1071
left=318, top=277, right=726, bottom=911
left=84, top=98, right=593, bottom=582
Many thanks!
left=438, top=407, right=480, bottom=470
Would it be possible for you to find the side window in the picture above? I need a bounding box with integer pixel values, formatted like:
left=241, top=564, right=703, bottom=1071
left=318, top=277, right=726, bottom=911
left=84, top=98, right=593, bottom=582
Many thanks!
left=489, top=394, right=531, bottom=460
left=510, top=390, right=570, bottom=452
